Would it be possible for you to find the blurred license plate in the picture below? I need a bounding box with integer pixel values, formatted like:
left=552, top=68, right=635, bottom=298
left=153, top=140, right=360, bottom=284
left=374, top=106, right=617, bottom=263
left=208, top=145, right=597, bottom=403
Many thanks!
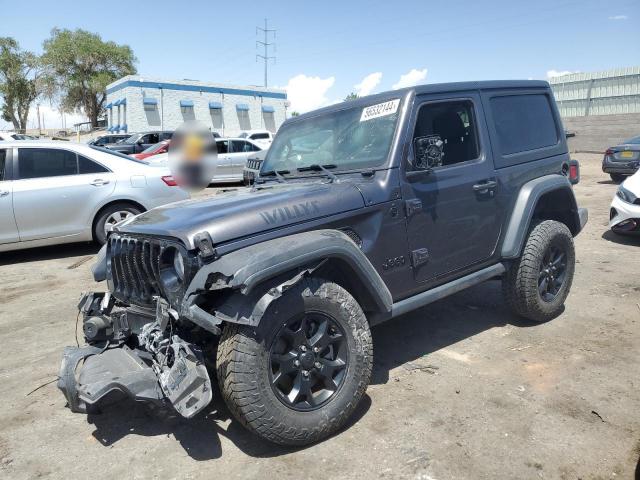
left=621, top=151, right=633, bottom=158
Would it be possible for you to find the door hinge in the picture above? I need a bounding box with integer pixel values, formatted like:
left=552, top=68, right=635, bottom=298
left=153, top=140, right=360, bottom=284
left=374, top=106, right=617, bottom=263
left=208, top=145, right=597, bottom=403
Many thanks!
left=411, top=248, right=430, bottom=267
left=405, top=198, right=422, bottom=217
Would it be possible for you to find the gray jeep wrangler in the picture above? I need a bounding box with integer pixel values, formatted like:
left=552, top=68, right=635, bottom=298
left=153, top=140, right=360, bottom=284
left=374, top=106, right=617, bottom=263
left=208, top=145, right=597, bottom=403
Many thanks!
left=58, top=81, right=587, bottom=446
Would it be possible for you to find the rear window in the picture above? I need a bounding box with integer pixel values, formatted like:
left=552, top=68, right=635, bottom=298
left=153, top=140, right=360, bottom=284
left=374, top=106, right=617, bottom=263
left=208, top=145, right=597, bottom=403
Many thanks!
left=490, top=94, right=558, bottom=155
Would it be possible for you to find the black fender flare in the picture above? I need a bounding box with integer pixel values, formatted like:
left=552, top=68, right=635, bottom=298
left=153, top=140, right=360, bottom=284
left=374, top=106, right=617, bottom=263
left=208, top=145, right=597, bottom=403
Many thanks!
left=182, top=229, right=392, bottom=327
left=501, top=174, right=587, bottom=259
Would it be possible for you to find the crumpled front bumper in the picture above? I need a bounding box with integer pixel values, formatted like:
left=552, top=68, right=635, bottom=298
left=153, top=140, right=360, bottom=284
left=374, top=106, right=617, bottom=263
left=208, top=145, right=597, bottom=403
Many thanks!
left=58, top=292, right=213, bottom=418
left=58, top=345, right=165, bottom=414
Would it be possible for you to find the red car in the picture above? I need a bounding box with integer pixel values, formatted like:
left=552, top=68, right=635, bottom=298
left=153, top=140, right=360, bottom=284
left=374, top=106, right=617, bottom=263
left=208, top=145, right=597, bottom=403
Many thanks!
left=131, top=140, right=170, bottom=160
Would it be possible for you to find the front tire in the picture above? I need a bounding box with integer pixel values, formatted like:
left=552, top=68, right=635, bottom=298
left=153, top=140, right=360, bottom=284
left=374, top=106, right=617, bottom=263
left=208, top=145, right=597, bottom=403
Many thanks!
left=503, top=220, right=575, bottom=323
left=216, top=278, right=373, bottom=446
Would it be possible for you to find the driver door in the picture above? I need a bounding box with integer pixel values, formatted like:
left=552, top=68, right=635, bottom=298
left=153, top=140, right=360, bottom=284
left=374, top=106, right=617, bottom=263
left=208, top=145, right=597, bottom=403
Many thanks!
left=403, top=93, right=505, bottom=284
left=0, top=148, right=19, bottom=244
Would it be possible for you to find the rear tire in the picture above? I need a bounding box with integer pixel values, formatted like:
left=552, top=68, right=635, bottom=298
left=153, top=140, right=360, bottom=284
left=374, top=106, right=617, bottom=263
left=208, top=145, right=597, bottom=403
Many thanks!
left=610, top=173, right=626, bottom=183
left=93, top=203, right=142, bottom=245
left=502, top=220, right=575, bottom=323
left=216, top=278, right=372, bottom=446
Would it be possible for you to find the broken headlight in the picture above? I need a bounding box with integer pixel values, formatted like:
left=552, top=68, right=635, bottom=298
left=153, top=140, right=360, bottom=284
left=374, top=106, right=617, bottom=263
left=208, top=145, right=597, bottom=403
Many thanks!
left=160, top=247, right=186, bottom=291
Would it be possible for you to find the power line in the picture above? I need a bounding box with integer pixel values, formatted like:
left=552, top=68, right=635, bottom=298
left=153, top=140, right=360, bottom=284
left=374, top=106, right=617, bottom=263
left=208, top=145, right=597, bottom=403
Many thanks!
left=256, top=18, right=276, bottom=88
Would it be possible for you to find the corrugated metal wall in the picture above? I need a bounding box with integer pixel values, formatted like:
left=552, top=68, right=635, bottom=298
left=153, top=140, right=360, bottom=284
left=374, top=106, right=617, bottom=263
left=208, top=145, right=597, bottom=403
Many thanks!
left=549, top=66, right=640, bottom=117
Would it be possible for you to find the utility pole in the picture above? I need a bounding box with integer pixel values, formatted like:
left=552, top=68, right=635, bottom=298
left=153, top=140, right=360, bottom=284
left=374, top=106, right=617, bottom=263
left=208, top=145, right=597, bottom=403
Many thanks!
left=36, top=103, right=42, bottom=135
left=256, top=18, right=276, bottom=87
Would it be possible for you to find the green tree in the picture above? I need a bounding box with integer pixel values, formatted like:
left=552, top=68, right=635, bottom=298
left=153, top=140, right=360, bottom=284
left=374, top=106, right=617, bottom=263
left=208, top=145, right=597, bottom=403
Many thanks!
left=344, top=92, right=359, bottom=101
left=0, top=37, right=39, bottom=132
left=290, top=111, right=300, bottom=117
left=41, top=28, right=137, bottom=127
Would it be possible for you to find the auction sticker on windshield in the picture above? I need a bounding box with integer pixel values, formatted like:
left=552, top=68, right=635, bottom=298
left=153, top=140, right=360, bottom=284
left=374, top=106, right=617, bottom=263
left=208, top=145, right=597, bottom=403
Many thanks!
left=360, top=99, right=400, bottom=122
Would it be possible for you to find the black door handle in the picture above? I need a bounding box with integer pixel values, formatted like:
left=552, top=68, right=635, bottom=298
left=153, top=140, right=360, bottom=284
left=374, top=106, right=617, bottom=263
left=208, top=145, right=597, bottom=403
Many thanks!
left=473, top=180, right=497, bottom=192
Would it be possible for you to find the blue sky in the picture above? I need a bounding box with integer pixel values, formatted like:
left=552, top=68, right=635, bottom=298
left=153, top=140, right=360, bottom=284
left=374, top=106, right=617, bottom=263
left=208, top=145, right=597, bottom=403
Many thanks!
left=2, top=0, right=638, bottom=127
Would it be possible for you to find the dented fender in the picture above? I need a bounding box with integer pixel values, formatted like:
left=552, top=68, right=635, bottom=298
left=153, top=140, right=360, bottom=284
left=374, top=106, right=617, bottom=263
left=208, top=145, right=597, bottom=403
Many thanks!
left=181, top=229, right=392, bottom=327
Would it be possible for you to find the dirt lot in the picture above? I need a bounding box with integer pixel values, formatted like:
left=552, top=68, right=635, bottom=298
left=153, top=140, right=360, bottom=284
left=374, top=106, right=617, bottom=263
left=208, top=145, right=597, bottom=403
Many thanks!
left=0, top=153, right=638, bottom=480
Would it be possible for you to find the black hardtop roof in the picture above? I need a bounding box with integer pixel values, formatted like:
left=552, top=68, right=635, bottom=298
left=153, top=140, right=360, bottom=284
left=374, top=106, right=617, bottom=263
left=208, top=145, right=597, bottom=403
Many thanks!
left=290, top=80, right=550, bottom=122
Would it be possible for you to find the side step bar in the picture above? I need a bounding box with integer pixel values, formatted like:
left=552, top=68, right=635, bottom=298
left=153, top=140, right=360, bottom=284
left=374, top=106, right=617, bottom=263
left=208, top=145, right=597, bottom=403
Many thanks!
left=390, top=263, right=506, bottom=319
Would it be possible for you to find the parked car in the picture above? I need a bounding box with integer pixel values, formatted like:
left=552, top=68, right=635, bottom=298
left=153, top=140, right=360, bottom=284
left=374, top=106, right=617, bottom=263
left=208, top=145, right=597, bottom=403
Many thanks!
left=131, top=139, right=171, bottom=160
left=609, top=169, right=640, bottom=235
left=106, top=131, right=173, bottom=155
left=0, top=141, right=189, bottom=252
left=0, top=132, right=37, bottom=141
left=151, top=137, right=263, bottom=182
left=242, top=149, right=266, bottom=186
left=602, top=135, right=640, bottom=182
left=238, top=129, right=274, bottom=148
left=87, top=134, right=130, bottom=147
left=59, top=80, right=587, bottom=446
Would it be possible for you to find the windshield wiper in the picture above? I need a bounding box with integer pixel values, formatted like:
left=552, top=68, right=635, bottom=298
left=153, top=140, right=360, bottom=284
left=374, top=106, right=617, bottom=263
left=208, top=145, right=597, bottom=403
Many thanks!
left=296, top=164, right=338, bottom=183
left=259, top=169, right=289, bottom=183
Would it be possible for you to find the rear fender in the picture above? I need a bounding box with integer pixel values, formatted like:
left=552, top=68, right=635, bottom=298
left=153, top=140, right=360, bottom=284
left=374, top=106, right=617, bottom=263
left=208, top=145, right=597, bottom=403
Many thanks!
left=501, top=174, right=586, bottom=259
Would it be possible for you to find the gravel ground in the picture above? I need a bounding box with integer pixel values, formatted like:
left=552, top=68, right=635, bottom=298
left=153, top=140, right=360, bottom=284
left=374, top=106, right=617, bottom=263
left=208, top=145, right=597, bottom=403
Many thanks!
left=0, top=153, right=638, bottom=480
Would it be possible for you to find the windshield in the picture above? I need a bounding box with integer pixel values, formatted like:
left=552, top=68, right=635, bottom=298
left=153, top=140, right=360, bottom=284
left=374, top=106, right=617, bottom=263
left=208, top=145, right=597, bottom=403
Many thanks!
left=89, top=145, right=149, bottom=164
left=262, top=99, right=400, bottom=174
left=122, top=134, right=141, bottom=144
left=623, top=135, right=640, bottom=145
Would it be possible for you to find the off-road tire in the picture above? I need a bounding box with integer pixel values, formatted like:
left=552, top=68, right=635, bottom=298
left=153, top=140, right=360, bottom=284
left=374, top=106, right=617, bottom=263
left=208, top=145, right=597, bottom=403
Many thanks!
left=216, top=278, right=373, bottom=446
left=502, top=220, right=575, bottom=323
left=93, top=203, right=142, bottom=245
left=610, top=173, right=626, bottom=183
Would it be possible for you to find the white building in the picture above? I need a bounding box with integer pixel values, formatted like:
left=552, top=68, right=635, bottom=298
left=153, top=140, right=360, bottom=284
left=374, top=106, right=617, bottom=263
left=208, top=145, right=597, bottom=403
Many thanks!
left=104, top=75, right=288, bottom=136
left=549, top=66, right=640, bottom=117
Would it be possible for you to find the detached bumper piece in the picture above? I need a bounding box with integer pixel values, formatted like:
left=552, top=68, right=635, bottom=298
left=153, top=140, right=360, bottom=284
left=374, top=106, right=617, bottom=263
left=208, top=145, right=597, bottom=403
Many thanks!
left=58, top=292, right=212, bottom=418
left=58, top=345, right=164, bottom=413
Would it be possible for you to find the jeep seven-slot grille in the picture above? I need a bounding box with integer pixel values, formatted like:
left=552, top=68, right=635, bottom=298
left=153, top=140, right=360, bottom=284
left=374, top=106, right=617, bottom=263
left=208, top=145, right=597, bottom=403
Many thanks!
left=108, top=234, right=164, bottom=305
left=246, top=158, right=263, bottom=170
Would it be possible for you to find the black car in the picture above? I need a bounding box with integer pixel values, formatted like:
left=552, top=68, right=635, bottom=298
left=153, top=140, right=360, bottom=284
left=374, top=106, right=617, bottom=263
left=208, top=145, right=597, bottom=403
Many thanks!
left=106, top=131, right=173, bottom=154
left=602, top=135, right=640, bottom=182
left=59, top=80, right=587, bottom=447
left=87, top=133, right=131, bottom=147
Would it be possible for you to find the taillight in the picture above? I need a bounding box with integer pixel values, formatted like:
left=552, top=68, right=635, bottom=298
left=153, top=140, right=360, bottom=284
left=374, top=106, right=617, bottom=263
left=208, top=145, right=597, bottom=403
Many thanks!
left=605, top=148, right=613, bottom=157
left=161, top=175, right=178, bottom=186
left=569, top=159, right=580, bottom=185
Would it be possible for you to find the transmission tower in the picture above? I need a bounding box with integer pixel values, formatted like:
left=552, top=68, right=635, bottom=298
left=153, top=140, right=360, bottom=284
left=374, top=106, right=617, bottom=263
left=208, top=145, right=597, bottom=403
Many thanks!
left=256, top=19, right=276, bottom=87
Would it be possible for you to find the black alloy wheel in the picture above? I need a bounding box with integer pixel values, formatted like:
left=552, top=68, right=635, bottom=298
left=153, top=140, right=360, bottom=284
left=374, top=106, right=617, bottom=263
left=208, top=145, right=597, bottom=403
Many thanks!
left=269, top=312, right=348, bottom=411
left=538, top=245, right=567, bottom=302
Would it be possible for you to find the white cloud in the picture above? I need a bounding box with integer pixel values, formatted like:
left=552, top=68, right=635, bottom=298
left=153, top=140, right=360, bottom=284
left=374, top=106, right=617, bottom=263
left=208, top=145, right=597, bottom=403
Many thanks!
left=546, top=69, right=579, bottom=79
left=354, top=72, right=382, bottom=97
left=283, top=74, right=336, bottom=113
left=392, top=68, right=428, bottom=90
left=608, top=15, right=628, bottom=20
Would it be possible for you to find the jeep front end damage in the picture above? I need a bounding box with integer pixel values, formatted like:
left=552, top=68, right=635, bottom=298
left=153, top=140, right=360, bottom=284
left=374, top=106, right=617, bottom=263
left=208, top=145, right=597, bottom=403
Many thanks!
left=58, top=292, right=212, bottom=418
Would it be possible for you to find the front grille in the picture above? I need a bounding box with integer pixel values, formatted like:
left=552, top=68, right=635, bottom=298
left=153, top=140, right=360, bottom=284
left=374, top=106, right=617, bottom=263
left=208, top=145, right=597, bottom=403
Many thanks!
left=107, top=234, right=164, bottom=305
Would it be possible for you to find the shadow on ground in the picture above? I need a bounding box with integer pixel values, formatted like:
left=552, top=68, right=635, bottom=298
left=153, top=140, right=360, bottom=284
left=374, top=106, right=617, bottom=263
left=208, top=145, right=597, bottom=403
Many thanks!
left=0, top=242, right=99, bottom=266
left=601, top=230, right=640, bottom=247
left=84, top=280, right=538, bottom=461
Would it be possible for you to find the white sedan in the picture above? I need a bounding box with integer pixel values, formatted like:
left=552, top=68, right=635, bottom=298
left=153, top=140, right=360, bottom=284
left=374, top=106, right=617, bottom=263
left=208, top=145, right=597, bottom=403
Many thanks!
left=0, top=141, right=190, bottom=252
left=609, top=170, right=640, bottom=235
left=150, top=137, right=263, bottom=183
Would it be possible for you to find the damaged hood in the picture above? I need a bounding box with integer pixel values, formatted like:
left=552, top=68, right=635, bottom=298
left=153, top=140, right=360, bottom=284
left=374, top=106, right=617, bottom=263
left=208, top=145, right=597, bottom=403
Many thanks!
left=114, top=180, right=366, bottom=249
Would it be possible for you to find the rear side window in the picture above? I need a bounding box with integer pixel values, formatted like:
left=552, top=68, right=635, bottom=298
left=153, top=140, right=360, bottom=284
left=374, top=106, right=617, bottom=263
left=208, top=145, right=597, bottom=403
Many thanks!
left=216, top=140, right=229, bottom=154
left=18, top=148, right=78, bottom=179
left=78, top=155, right=109, bottom=174
left=490, top=94, right=558, bottom=155
left=0, top=149, right=6, bottom=181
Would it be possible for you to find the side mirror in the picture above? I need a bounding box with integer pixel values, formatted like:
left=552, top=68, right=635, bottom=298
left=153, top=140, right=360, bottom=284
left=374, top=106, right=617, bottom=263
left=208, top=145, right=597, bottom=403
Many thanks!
left=413, top=135, right=444, bottom=171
